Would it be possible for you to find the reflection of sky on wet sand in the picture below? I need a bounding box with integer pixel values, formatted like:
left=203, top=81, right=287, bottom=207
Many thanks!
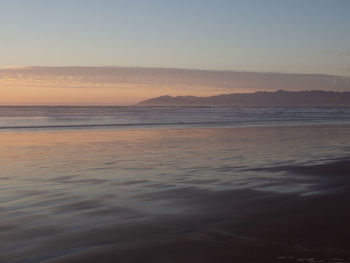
left=1, top=125, right=350, bottom=262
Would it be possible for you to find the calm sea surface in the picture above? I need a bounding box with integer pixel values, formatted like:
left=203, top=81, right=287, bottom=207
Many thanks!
left=0, top=106, right=350, bottom=130
left=1, top=107, right=350, bottom=262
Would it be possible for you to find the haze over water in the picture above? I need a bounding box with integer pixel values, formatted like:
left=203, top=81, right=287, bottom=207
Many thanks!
left=1, top=107, right=350, bottom=262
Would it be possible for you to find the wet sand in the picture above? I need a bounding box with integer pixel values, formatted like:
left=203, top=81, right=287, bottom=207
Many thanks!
left=2, top=161, right=349, bottom=263
left=1, top=125, right=350, bottom=262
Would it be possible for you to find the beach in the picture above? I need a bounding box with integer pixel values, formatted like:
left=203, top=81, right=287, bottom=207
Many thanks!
left=1, top=119, right=350, bottom=262
left=3, top=0, right=350, bottom=261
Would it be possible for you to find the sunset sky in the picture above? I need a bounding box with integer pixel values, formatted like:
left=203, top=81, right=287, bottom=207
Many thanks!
left=1, top=0, right=350, bottom=105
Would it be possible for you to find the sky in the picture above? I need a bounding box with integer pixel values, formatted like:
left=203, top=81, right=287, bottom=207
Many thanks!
left=0, top=0, right=350, bottom=105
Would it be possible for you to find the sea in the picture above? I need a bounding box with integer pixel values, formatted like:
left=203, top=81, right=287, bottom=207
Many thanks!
left=0, top=106, right=350, bottom=130
left=1, top=106, right=350, bottom=263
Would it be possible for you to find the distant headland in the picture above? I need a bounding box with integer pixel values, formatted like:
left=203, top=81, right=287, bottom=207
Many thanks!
left=137, top=90, right=350, bottom=107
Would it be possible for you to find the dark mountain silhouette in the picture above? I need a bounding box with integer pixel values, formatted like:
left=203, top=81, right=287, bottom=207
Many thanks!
left=137, top=90, right=350, bottom=107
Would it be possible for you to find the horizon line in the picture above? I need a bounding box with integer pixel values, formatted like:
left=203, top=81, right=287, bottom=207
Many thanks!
left=2, top=89, right=349, bottom=107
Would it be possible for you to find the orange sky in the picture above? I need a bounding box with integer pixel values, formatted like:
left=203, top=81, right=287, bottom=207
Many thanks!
left=0, top=67, right=227, bottom=105
left=0, top=80, right=220, bottom=105
left=0, top=67, right=231, bottom=105
left=1, top=66, right=349, bottom=105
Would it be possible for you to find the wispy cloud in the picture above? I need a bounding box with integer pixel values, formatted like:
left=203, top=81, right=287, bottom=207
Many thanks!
left=0, top=66, right=349, bottom=105
left=324, top=50, right=350, bottom=56
left=1, top=65, right=32, bottom=70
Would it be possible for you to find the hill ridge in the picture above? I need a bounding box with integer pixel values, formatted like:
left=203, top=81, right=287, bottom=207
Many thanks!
left=137, top=90, right=350, bottom=107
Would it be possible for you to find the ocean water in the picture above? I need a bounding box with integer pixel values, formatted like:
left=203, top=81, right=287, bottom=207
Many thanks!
left=1, top=107, right=350, bottom=262
left=0, top=106, right=350, bottom=130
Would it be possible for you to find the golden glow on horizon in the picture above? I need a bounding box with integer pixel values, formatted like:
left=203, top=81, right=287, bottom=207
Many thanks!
left=0, top=68, right=230, bottom=105
left=0, top=80, right=222, bottom=105
left=3, top=66, right=346, bottom=106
